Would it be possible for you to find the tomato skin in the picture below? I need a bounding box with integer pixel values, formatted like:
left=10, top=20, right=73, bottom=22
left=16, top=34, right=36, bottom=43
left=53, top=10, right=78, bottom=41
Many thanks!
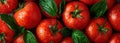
left=0, top=0, right=18, bottom=14
left=14, top=2, right=41, bottom=29
left=0, top=19, right=15, bottom=43
left=13, top=34, right=24, bottom=43
left=36, top=19, right=63, bottom=43
left=80, top=0, right=114, bottom=9
left=63, top=1, right=90, bottom=30
left=109, top=34, right=120, bottom=43
left=85, top=17, right=112, bottom=43
left=108, top=4, right=120, bottom=32
left=42, top=0, right=61, bottom=18
left=61, top=37, right=74, bottom=43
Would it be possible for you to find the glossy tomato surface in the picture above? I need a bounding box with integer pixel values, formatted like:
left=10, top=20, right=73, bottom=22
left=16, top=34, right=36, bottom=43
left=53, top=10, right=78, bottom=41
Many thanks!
left=0, top=0, right=18, bottom=14
left=63, top=1, right=90, bottom=30
left=13, top=34, right=24, bottom=43
left=86, top=17, right=112, bottom=43
left=36, top=19, right=63, bottom=43
left=0, top=19, right=15, bottom=43
left=109, top=34, right=120, bottom=43
left=14, top=2, right=41, bottom=29
left=108, top=3, right=120, bottom=32
left=61, top=37, right=74, bottom=43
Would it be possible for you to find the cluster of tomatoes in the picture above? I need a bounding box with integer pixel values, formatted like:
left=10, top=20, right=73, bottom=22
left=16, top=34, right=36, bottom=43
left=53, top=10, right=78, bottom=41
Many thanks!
left=0, top=0, right=120, bottom=43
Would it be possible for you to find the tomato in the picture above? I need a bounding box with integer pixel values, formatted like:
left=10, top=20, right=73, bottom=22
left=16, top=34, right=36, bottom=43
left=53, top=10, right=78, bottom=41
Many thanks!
left=63, top=1, right=90, bottom=30
left=85, top=17, right=112, bottom=43
left=13, top=34, right=24, bottom=43
left=108, top=4, right=120, bottom=32
left=0, top=19, right=15, bottom=43
left=61, top=37, right=74, bottom=43
left=80, top=0, right=114, bottom=9
left=14, top=2, right=41, bottom=29
left=109, top=34, right=120, bottom=43
left=36, top=19, right=63, bottom=43
left=0, top=0, right=18, bottom=14
left=41, top=0, right=62, bottom=18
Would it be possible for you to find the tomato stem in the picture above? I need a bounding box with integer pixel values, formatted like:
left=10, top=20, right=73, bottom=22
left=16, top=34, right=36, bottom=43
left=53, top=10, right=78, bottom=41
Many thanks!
left=97, top=20, right=108, bottom=34
left=71, top=5, right=82, bottom=18
left=49, top=21, right=59, bottom=36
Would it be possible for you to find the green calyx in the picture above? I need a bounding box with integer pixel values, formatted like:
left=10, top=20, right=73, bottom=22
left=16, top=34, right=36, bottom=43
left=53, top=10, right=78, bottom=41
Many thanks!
left=0, top=33, right=5, bottom=43
left=0, top=0, right=6, bottom=4
left=97, top=20, right=108, bottom=34
left=15, top=0, right=25, bottom=11
left=49, top=22, right=59, bottom=36
left=71, top=5, right=82, bottom=18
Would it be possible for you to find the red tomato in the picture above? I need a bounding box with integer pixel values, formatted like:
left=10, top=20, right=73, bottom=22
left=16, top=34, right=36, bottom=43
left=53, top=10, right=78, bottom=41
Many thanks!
left=14, top=2, right=41, bottom=29
left=42, top=0, right=62, bottom=18
left=13, top=34, right=24, bottom=43
left=0, top=0, right=18, bottom=14
left=109, top=34, right=120, bottom=43
left=61, top=37, right=74, bottom=43
left=0, top=19, right=15, bottom=43
left=80, top=0, right=114, bottom=9
left=63, top=1, right=90, bottom=30
left=108, top=4, right=120, bottom=32
left=36, top=19, right=63, bottom=43
left=86, top=17, right=112, bottom=43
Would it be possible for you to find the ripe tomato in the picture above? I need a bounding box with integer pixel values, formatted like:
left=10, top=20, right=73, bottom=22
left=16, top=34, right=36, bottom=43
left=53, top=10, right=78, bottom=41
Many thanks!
left=42, top=0, right=62, bottom=18
left=0, top=0, right=18, bottom=14
left=108, top=4, right=120, bottom=32
left=0, top=19, right=15, bottom=43
left=13, top=34, right=24, bottom=43
left=109, top=34, right=120, bottom=43
left=36, top=19, right=63, bottom=43
left=14, top=2, right=41, bottom=29
left=61, top=37, right=74, bottom=43
left=63, top=1, right=90, bottom=30
left=86, top=17, right=112, bottom=43
left=80, top=0, right=114, bottom=9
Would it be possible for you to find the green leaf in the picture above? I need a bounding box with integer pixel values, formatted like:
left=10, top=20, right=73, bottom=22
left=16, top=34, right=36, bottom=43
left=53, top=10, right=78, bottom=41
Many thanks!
left=39, top=0, right=58, bottom=16
left=61, top=27, right=72, bottom=37
left=0, top=33, right=5, bottom=43
left=72, top=30, right=89, bottom=43
left=0, top=14, right=25, bottom=38
left=24, top=30, right=37, bottom=43
left=0, top=14, right=17, bottom=30
left=59, top=0, right=65, bottom=14
left=14, top=27, right=25, bottom=38
left=90, top=0, right=107, bottom=17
